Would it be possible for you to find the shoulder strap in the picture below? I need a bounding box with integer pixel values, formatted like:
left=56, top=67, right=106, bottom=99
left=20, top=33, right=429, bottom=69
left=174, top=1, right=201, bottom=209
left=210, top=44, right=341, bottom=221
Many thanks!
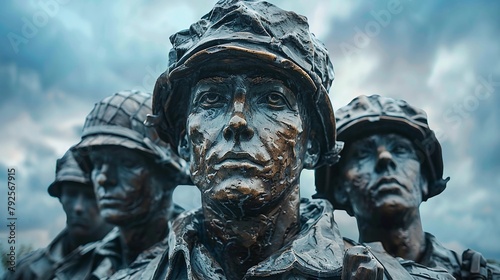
left=364, top=242, right=414, bottom=280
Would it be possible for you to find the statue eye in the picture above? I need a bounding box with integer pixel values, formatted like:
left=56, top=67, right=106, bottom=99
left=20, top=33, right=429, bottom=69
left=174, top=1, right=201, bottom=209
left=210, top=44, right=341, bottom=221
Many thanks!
left=119, top=153, right=145, bottom=169
left=199, top=92, right=225, bottom=108
left=122, top=159, right=138, bottom=168
left=260, top=92, right=287, bottom=109
left=64, top=189, right=79, bottom=198
left=393, top=144, right=411, bottom=155
left=83, top=189, right=96, bottom=200
left=355, top=149, right=371, bottom=159
left=91, top=158, right=103, bottom=169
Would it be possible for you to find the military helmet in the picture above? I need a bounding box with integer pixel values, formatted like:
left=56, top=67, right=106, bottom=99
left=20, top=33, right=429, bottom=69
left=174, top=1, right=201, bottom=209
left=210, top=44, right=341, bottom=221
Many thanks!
left=73, top=90, right=188, bottom=177
left=149, top=0, right=341, bottom=167
left=48, top=149, right=91, bottom=198
left=315, top=95, right=449, bottom=215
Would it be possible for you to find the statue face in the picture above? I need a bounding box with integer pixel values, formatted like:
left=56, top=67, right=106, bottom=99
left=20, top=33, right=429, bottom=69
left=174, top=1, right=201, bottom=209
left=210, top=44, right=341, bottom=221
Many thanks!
left=59, top=182, right=109, bottom=239
left=340, top=133, right=426, bottom=219
left=186, top=73, right=308, bottom=214
left=88, top=146, right=166, bottom=225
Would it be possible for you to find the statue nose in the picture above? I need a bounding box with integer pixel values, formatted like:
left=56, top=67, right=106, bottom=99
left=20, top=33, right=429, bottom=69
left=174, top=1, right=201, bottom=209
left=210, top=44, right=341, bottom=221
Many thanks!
left=73, top=194, right=85, bottom=216
left=223, top=114, right=254, bottom=142
left=375, top=150, right=396, bottom=173
left=95, top=164, right=116, bottom=186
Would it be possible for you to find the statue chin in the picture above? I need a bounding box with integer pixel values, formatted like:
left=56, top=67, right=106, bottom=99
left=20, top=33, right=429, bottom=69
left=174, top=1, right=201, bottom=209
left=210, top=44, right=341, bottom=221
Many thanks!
left=373, top=196, right=414, bottom=217
left=100, top=208, right=146, bottom=227
left=203, top=178, right=282, bottom=217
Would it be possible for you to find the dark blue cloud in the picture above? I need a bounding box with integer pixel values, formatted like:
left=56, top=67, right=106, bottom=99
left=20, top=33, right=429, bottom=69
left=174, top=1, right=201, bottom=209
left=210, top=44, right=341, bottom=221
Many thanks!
left=0, top=0, right=499, bottom=264
left=321, top=0, right=500, bottom=260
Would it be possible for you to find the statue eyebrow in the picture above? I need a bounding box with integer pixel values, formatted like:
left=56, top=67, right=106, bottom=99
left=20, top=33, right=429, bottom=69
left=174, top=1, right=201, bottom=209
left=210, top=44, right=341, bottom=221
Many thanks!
left=197, top=76, right=226, bottom=83
left=354, top=138, right=376, bottom=149
left=249, top=77, right=281, bottom=84
left=386, top=134, right=411, bottom=143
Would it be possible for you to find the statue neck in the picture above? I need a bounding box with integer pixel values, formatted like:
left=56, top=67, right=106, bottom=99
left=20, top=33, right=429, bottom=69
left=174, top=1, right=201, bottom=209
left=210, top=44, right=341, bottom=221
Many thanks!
left=118, top=207, right=171, bottom=265
left=203, top=185, right=301, bottom=280
left=357, top=207, right=426, bottom=262
left=62, top=234, right=81, bottom=257
left=64, top=226, right=111, bottom=257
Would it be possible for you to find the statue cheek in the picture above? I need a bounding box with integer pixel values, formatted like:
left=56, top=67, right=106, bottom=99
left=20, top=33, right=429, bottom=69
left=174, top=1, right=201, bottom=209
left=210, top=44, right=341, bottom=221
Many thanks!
left=190, top=129, right=206, bottom=149
left=345, top=168, right=360, bottom=183
left=188, top=112, right=222, bottom=146
left=401, top=160, right=422, bottom=189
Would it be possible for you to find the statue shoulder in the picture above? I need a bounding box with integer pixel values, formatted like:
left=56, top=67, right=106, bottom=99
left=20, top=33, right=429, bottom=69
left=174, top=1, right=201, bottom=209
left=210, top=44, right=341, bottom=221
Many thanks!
left=421, top=232, right=461, bottom=277
left=1, top=248, right=45, bottom=280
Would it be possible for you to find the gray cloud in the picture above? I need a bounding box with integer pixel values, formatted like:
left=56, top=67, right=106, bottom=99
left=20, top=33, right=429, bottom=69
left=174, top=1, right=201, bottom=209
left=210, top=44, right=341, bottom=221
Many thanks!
left=0, top=0, right=498, bottom=263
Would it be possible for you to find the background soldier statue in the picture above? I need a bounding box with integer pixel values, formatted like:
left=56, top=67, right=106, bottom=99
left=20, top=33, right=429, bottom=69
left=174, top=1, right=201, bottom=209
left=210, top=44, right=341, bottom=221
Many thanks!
left=145, top=1, right=387, bottom=279
left=2, top=150, right=113, bottom=280
left=67, top=90, right=190, bottom=279
left=315, top=94, right=498, bottom=279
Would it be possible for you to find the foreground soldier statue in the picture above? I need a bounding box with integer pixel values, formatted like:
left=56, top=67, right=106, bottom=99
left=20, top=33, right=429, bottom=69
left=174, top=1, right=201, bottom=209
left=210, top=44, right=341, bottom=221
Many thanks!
left=315, top=94, right=499, bottom=279
left=2, top=150, right=112, bottom=280
left=67, top=90, right=190, bottom=279
left=144, top=1, right=389, bottom=279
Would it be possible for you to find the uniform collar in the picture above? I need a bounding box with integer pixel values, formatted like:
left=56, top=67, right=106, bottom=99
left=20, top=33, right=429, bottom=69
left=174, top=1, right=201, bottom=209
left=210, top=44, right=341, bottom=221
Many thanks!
left=160, top=199, right=344, bottom=279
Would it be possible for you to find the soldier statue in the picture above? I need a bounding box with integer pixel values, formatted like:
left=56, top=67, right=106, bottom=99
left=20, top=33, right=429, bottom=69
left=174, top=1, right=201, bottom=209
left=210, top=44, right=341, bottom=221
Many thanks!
left=315, top=94, right=499, bottom=279
left=67, top=90, right=190, bottom=279
left=144, top=1, right=388, bottom=279
left=2, top=150, right=113, bottom=280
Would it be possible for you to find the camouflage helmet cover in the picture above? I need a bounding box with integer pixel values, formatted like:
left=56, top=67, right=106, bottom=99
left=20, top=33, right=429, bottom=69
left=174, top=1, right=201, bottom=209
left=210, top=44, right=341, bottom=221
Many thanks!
left=48, top=149, right=91, bottom=198
left=150, top=0, right=342, bottom=167
left=315, top=95, right=449, bottom=215
left=73, top=90, right=189, bottom=181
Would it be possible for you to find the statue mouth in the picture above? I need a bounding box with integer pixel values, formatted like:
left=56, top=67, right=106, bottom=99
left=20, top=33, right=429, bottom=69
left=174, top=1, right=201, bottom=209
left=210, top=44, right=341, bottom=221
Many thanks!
left=214, top=151, right=266, bottom=171
left=371, top=176, right=407, bottom=195
left=99, top=196, right=124, bottom=207
left=68, top=218, right=92, bottom=230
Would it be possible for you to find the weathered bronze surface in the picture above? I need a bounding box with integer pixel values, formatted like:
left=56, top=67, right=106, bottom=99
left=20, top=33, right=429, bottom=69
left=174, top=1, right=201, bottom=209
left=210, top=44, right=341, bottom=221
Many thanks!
left=342, top=245, right=384, bottom=280
left=145, top=1, right=388, bottom=279
left=3, top=150, right=112, bottom=280
left=315, top=94, right=498, bottom=279
left=65, top=90, right=190, bottom=279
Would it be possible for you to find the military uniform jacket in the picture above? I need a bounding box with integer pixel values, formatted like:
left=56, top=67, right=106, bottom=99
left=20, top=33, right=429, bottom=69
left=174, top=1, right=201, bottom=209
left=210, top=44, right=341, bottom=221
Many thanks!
left=57, top=226, right=175, bottom=280
left=149, top=199, right=345, bottom=280
left=412, top=233, right=500, bottom=280
left=404, top=232, right=461, bottom=278
left=344, top=234, right=457, bottom=279
left=57, top=205, right=185, bottom=280
left=106, top=234, right=171, bottom=280
left=2, top=229, right=71, bottom=280
left=52, top=227, right=123, bottom=279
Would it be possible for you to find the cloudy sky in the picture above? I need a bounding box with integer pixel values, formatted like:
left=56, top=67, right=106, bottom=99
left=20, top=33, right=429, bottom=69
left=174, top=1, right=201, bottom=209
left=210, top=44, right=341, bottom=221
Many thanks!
left=1, top=0, right=499, bottom=271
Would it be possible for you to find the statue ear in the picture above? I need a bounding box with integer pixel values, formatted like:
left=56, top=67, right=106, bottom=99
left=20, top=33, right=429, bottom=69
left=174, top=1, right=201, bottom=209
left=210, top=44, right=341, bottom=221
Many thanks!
left=335, top=179, right=356, bottom=216
left=334, top=178, right=349, bottom=205
left=178, top=131, right=190, bottom=161
left=303, top=138, right=320, bottom=169
left=420, top=173, right=429, bottom=201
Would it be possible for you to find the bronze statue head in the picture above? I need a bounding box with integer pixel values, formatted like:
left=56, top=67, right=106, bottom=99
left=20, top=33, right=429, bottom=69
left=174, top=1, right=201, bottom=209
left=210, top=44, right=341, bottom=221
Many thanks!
left=337, top=133, right=430, bottom=219
left=150, top=0, right=341, bottom=166
left=315, top=95, right=449, bottom=216
left=73, top=91, right=190, bottom=225
left=48, top=149, right=111, bottom=241
left=149, top=0, right=341, bottom=215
